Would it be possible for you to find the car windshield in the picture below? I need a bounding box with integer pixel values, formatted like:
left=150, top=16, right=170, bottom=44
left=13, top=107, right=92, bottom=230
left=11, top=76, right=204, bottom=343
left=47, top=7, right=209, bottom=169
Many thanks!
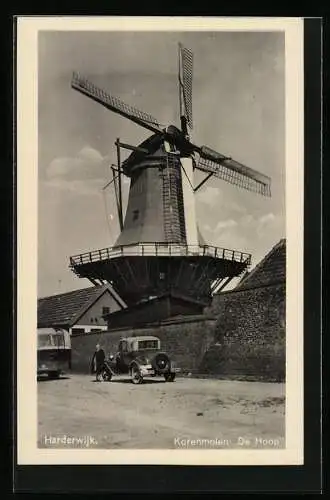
left=138, top=340, right=159, bottom=350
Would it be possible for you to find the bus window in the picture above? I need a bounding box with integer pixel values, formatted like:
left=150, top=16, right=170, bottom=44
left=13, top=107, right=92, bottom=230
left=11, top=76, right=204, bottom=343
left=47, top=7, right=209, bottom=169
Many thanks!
left=38, top=334, right=54, bottom=348
left=54, top=334, right=65, bottom=348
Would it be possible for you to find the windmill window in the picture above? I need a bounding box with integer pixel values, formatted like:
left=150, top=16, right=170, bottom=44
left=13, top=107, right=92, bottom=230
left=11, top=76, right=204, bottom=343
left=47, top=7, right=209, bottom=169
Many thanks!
left=102, top=307, right=110, bottom=316
left=132, top=209, right=139, bottom=221
left=159, top=272, right=166, bottom=280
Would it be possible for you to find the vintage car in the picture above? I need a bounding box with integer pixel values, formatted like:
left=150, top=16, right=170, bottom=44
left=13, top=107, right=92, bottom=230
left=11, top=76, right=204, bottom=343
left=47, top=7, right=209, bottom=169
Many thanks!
left=102, top=335, right=180, bottom=384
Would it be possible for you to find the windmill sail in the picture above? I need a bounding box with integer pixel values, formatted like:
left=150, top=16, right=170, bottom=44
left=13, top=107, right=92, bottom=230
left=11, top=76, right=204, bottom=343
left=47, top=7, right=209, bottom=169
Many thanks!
left=196, top=146, right=271, bottom=197
left=71, top=72, right=163, bottom=135
left=178, top=44, right=193, bottom=130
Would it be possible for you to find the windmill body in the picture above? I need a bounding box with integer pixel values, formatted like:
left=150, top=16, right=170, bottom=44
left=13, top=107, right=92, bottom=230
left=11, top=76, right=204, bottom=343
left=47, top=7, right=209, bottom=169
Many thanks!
left=114, top=131, right=199, bottom=248
left=69, top=44, right=271, bottom=315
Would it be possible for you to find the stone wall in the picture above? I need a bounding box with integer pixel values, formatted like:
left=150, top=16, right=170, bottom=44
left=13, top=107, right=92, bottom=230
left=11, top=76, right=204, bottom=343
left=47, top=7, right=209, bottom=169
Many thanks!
left=71, top=315, right=216, bottom=374
left=200, top=283, right=286, bottom=381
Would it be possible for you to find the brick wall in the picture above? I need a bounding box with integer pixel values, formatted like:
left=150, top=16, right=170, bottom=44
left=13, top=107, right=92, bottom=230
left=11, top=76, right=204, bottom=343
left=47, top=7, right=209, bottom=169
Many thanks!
left=200, top=283, right=286, bottom=381
left=71, top=316, right=216, bottom=374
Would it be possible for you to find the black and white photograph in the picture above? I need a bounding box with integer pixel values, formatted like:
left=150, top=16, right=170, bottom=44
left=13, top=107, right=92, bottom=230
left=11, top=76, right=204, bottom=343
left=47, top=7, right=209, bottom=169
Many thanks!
left=16, top=17, right=304, bottom=466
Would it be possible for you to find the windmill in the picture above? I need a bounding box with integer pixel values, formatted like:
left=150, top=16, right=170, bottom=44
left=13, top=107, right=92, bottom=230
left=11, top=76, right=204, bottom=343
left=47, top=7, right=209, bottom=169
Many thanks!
left=69, top=42, right=271, bottom=316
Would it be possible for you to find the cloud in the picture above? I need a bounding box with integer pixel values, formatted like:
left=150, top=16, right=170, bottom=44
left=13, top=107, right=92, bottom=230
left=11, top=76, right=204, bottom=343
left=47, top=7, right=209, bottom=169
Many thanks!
left=203, top=218, right=238, bottom=234
left=215, top=219, right=238, bottom=231
left=47, top=145, right=106, bottom=180
left=196, top=186, right=221, bottom=206
left=258, top=212, right=275, bottom=225
left=240, top=214, right=254, bottom=226
left=45, top=146, right=108, bottom=195
left=43, top=178, right=104, bottom=197
left=202, top=224, right=213, bottom=233
left=196, top=184, right=246, bottom=214
left=211, top=210, right=281, bottom=252
left=256, top=212, right=278, bottom=237
left=239, top=213, right=276, bottom=231
left=78, top=145, right=104, bottom=163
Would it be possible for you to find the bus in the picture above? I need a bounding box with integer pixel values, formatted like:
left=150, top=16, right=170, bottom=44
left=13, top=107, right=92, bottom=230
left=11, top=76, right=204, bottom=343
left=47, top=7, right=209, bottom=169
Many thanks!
left=37, top=328, right=71, bottom=379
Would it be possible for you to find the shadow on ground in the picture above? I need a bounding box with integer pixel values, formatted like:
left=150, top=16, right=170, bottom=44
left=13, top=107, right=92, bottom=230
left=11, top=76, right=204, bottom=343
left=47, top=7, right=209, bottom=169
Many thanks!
left=37, top=376, right=71, bottom=383
left=92, top=378, right=168, bottom=385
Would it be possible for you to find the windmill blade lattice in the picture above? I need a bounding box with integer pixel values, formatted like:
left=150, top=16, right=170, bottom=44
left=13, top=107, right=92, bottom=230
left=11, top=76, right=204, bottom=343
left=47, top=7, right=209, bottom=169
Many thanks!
left=179, top=44, right=193, bottom=130
left=71, top=72, right=163, bottom=134
left=196, top=152, right=271, bottom=197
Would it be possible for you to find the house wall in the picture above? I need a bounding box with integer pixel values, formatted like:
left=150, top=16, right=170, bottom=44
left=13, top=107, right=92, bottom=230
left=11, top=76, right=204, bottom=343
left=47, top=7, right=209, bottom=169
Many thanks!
left=74, top=291, right=122, bottom=332
left=71, top=316, right=216, bottom=374
left=200, top=283, right=286, bottom=381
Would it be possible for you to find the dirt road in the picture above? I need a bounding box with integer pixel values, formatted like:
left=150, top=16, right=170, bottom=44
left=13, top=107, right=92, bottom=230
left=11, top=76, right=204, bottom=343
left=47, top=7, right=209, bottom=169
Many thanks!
left=38, top=374, right=285, bottom=449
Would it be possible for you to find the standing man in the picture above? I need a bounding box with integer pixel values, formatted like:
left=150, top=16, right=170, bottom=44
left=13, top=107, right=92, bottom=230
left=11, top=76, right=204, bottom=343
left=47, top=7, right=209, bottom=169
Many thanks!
left=90, top=344, right=105, bottom=382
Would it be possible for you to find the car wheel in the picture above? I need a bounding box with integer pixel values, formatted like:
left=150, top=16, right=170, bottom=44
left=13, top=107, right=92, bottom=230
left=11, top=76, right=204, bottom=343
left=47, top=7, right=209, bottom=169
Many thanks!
left=131, top=365, right=143, bottom=384
left=102, top=370, right=112, bottom=382
left=164, top=373, right=176, bottom=382
left=154, top=353, right=170, bottom=371
left=48, top=371, right=60, bottom=380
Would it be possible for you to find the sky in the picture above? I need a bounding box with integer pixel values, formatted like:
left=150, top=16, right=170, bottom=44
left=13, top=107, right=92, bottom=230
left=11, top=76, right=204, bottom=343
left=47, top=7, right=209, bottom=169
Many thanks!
left=38, top=30, right=285, bottom=298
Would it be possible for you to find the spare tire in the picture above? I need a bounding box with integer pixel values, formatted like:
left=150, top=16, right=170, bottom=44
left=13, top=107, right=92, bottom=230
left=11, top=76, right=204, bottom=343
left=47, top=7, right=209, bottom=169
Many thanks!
left=153, top=353, right=170, bottom=372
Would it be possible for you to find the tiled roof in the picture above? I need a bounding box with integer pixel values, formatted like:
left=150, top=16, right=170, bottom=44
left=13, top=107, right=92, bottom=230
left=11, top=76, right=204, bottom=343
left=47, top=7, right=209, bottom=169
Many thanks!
left=38, top=285, right=113, bottom=328
left=235, top=238, right=286, bottom=290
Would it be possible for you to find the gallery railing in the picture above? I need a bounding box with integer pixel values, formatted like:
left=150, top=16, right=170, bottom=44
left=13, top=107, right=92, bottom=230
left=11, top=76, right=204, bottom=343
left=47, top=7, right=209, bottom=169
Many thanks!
left=70, top=243, right=252, bottom=267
